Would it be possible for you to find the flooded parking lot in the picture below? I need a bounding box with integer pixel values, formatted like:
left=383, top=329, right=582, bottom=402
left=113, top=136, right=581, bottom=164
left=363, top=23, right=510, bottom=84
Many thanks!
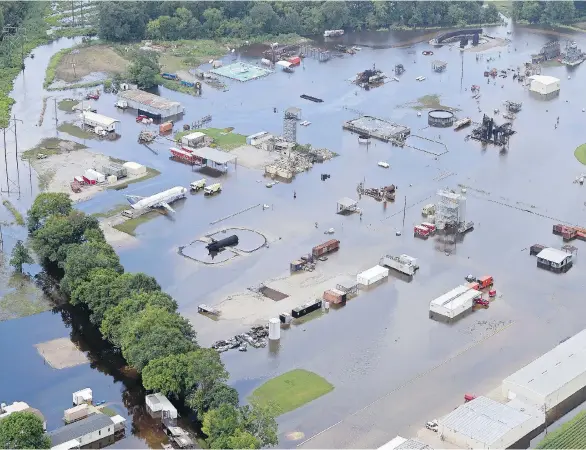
left=2, top=21, right=586, bottom=448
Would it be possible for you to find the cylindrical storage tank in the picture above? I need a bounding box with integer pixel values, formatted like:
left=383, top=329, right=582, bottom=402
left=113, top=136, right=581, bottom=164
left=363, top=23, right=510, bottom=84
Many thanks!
left=268, top=318, right=280, bottom=340
left=324, top=301, right=330, bottom=310
left=428, top=109, right=455, bottom=128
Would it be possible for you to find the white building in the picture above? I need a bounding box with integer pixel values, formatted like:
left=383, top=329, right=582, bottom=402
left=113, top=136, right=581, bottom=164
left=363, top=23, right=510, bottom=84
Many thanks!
left=72, top=389, right=92, bottom=406
left=117, top=89, right=184, bottom=120
left=246, top=131, right=272, bottom=146
left=502, top=328, right=586, bottom=417
left=145, top=393, right=178, bottom=421
left=439, top=396, right=543, bottom=449
left=181, top=132, right=206, bottom=148
left=357, top=265, right=389, bottom=286
left=122, top=162, right=147, bottom=177
left=80, top=112, right=119, bottom=133
left=429, top=285, right=481, bottom=320
left=48, top=413, right=116, bottom=449
left=528, top=75, right=560, bottom=99
left=536, top=247, right=573, bottom=273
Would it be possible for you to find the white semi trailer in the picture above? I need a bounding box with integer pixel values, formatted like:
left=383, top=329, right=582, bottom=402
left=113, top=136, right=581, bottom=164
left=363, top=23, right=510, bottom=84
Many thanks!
left=379, top=254, right=419, bottom=276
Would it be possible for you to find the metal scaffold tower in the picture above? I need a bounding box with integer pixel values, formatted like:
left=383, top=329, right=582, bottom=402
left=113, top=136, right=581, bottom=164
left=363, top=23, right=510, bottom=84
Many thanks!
left=435, top=189, right=466, bottom=230
left=283, top=107, right=301, bottom=143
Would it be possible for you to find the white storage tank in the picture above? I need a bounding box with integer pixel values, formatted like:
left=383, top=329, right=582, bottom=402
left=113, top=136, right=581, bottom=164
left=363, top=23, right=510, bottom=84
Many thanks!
left=268, top=318, right=280, bottom=340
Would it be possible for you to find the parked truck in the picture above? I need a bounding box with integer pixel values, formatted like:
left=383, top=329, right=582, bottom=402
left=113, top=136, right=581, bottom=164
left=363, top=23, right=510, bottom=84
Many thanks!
left=312, top=239, right=340, bottom=258
left=161, top=73, right=178, bottom=80
left=204, top=183, right=222, bottom=196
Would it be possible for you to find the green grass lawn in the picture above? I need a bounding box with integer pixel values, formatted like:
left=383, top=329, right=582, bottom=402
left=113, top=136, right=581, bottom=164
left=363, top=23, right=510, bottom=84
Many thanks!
left=57, top=122, right=96, bottom=140
left=575, top=144, right=586, bottom=165
left=249, top=369, right=333, bottom=416
left=175, top=127, right=246, bottom=151
left=537, top=411, right=586, bottom=448
left=113, top=210, right=160, bottom=236
left=2, top=200, right=25, bottom=226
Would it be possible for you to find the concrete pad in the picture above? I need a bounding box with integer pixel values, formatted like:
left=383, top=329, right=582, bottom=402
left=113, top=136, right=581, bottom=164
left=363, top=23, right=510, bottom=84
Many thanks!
left=35, top=337, right=89, bottom=369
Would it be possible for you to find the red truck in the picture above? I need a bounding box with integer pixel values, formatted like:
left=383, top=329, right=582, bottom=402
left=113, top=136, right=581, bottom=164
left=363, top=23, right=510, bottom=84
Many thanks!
left=414, top=225, right=430, bottom=239
left=312, top=239, right=340, bottom=258
left=477, top=275, right=494, bottom=289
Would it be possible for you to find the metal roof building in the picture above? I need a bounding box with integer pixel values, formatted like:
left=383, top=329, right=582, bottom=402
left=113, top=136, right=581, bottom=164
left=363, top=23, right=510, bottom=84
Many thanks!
left=502, top=328, right=586, bottom=412
left=80, top=112, right=119, bottom=132
left=379, top=436, right=432, bottom=450
left=117, top=89, right=184, bottom=120
left=536, top=247, right=573, bottom=272
left=439, top=396, right=543, bottom=449
left=528, top=75, right=560, bottom=98
left=48, top=413, right=114, bottom=447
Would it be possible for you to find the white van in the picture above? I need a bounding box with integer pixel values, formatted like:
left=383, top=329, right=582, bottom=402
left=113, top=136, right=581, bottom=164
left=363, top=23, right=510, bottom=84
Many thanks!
left=204, top=183, right=222, bottom=196
left=190, top=179, right=206, bottom=192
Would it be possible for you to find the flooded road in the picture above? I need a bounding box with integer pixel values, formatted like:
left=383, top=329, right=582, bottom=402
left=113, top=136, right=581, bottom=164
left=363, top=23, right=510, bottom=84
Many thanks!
left=2, top=21, right=586, bottom=448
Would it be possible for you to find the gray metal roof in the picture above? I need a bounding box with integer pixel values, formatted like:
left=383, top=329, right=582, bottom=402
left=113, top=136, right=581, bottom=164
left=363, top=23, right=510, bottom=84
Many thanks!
left=49, top=414, right=113, bottom=446
left=338, top=197, right=357, bottom=208
left=118, top=89, right=181, bottom=111
left=440, top=396, right=532, bottom=446
left=536, top=247, right=570, bottom=264
left=395, top=439, right=431, bottom=450
left=190, top=146, right=237, bottom=164
left=503, top=328, right=586, bottom=398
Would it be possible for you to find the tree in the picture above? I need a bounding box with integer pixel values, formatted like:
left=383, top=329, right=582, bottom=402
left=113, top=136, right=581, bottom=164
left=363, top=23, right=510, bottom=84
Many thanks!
left=119, top=306, right=197, bottom=371
left=248, top=3, right=278, bottom=34
left=228, top=430, right=260, bottom=450
left=27, top=192, right=72, bottom=234
left=128, top=50, right=160, bottom=89
left=202, top=404, right=243, bottom=449
left=0, top=411, right=51, bottom=449
left=187, top=382, right=239, bottom=420
left=101, top=291, right=178, bottom=346
left=30, top=211, right=101, bottom=264
left=521, top=1, right=542, bottom=23
left=9, top=240, right=33, bottom=273
left=240, top=404, right=278, bottom=448
left=60, top=240, right=123, bottom=296
left=98, top=1, right=148, bottom=41
left=321, top=1, right=350, bottom=30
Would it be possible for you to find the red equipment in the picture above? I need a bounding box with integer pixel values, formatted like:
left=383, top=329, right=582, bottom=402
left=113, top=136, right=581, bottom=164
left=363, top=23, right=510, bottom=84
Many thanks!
left=474, top=298, right=489, bottom=307
left=312, top=239, right=340, bottom=258
left=86, top=92, right=99, bottom=100
left=136, top=115, right=148, bottom=122
left=420, top=222, right=436, bottom=234
left=414, top=225, right=430, bottom=239
left=477, top=275, right=494, bottom=289
left=489, top=289, right=497, bottom=298
left=464, top=394, right=477, bottom=402
left=468, top=282, right=480, bottom=291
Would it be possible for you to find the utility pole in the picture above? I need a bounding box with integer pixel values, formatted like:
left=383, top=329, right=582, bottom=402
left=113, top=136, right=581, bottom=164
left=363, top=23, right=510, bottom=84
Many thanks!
left=71, top=0, right=75, bottom=27
left=54, top=98, right=58, bottom=127
left=0, top=224, right=3, bottom=253
left=3, top=129, right=9, bottom=193
left=12, top=116, right=21, bottom=195
left=402, top=196, right=406, bottom=233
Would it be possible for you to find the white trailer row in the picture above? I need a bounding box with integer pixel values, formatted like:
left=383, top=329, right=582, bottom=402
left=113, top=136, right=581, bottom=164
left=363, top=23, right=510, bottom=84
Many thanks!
left=357, top=265, right=389, bottom=286
left=429, top=285, right=482, bottom=320
left=379, top=254, right=419, bottom=276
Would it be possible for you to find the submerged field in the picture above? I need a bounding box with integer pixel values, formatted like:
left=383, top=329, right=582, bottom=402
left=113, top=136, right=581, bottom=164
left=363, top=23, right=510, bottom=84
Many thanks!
left=537, top=411, right=586, bottom=449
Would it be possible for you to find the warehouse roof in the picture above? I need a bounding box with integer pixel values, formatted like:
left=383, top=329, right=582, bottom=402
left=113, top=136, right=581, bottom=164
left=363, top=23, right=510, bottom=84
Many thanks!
left=338, top=197, right=357, bottom=208
left=189, top=146, right=237, bottom=165
left=440, top=396, right=532, bottom=446
left=430, top=285, right=479, bottom=309
left=49, top=414, right=113, bottom=446
left=118, top=89, right=181, bottom=111
left=536, top=247, right=570, bottom=264
left=81, top=111, right=119, bottom=127
left=528, top=75, right=560, bottom=85
left=504, top=328, right=586, bottom=398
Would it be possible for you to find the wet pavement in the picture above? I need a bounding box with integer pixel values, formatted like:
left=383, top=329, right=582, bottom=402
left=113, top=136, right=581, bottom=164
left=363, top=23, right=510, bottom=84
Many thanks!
left=2, top=20, right=586, bottom=449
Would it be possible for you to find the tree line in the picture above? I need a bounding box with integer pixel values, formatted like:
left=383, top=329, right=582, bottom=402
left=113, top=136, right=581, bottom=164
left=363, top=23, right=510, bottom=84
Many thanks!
left=98, top=1, right=501, bottom=42
left=511, top=1, right=584, bottom=25
left=16, top=193, right=277, bottom=449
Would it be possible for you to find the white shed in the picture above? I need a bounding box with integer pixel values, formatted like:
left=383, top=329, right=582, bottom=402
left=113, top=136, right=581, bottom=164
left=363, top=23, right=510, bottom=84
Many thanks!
left=528, top=75, right=560, bottom=98
left=122, top=162, right=147, bottom=177
left=145, top=393, right=177, bottom=420
left=439, top=396, right=543, bottom=449
left=429, top=285, right=481, bottom=319
left=181, top=132, right=206, bottom=148
left=357, top=265, right=389, bottom=286
left=502, top=328, right=586, bottom=412
left=72, top=388, right=92, bottom=406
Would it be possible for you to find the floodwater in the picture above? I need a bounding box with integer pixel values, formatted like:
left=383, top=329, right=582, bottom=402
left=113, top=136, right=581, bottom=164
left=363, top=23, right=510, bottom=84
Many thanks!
left=2, top=20, right=586, bottom=449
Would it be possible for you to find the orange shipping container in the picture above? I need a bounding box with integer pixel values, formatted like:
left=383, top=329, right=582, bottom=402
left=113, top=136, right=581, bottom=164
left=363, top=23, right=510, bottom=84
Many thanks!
left=323, top=289, right=346, bottom=305
left=159, top=122, right=173, bottom=134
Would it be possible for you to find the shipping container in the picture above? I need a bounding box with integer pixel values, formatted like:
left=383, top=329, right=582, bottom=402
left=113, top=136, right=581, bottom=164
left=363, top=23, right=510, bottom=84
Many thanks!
left=379, top=254, right=418, bottom=276
left=63, top=404, right=90, bottom=423
left=357, top=265, right=389, bottom=286
left=312, top=239, right=340, bottom=257
left=291, top=299, right=322, bottom=318
left=421, top=222, right=436, bottom=233
left=159, top=122, right=173, bottom=134
left=323, top=289, right=346, bottom=305
left=290, top=260, right=305, bottom=272
left=288, top=56, right=302, bottom=65
left=530, top=244, right=547, bottom=256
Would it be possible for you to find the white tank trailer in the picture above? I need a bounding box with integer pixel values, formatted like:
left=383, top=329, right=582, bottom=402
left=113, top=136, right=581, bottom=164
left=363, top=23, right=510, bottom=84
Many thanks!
left=379, top=254, right=419, bottom=276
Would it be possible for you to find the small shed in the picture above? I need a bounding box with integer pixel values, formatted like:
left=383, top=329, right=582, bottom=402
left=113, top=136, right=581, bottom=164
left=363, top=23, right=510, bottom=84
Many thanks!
left=145, top=393, right=178, bottom=421
left=64, top=404, right=90, bottom=423
left=110, top=415, right=126, bottom=432
left=336, top=278, right=358, bottom=296
left=276, top=60, right=293, bottom=71
left=72, top=388, right=92, bottom=406
left=181, top=132, right=206, bottom=148
left=122, top=162, right=147, bottom=177
left=83, top=169, right=105, bottom=184
left=536, top=247, right=573, bottom=273
left=337, top=197, right=358, bottom=214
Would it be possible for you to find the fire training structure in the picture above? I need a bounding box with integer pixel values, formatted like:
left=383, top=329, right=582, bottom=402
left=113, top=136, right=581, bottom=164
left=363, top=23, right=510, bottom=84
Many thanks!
left=470, top=114, right=515, bottom=146
left=435, top=189, right=467, bottom=231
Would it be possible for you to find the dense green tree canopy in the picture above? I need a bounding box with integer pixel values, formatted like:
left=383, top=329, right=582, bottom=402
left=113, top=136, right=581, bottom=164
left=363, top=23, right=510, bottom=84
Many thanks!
left=127, top=51, right=160, bottom=89
left=9, top=240, right=34, bottom=273
left=27, top=192, right=72, bottom=233
left=513, top=1, right=576, bottom=24
left=98, top=1, right=504, bottom=42
left=0, top=411, right=50, bottom=449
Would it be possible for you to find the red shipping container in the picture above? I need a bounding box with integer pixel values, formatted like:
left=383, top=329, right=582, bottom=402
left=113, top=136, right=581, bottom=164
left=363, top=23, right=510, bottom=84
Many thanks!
left=288, top=56, right=301, bottom=66
left=312, top=239, right=340, bottom=257
left=323, top=289, right=346, bottom=305
left=82, top=176, right=96, bottom=185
